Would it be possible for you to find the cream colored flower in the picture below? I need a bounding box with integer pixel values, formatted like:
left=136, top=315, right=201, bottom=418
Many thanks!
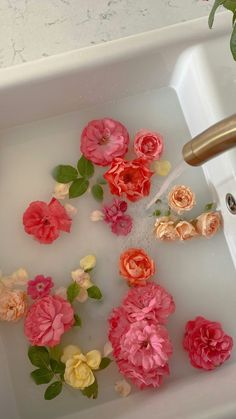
left=154, top=217, right=179, bottom=241
left=90, top=210, right=104, bottom=222
left=0, top=290, right=27, bottom=322
left=86, top=350, right=101, bottom=370
left=196, top=211, right=221, bottom=238
left=65, top=203, right=78, bottom=217
left=53, top=183, right=69, bottom=200
left=103, top=341, right=113, bottom=357
left=175, top=220, right=199, bottom=241
left=114, top=380, right=131, bottom=397
left=153, top=160, right=171, bottom=176
left=80, top=255, right=96, bottom=271
left=0, top=268, right=28, bottom=288
left=168, top=185, right=196, bottom=214
left=71, top=269, right=92, bottom=289
left=76, top=288, right=88, bottom=303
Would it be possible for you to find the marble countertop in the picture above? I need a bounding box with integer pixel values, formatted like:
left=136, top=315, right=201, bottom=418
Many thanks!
left=0, top=0, right=213, bottom=69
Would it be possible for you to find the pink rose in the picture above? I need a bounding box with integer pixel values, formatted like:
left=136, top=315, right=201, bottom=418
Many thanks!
left=104, top=158, right=153, bottom=202
left=27, top=275, right=54, bottom=300
left=134, top=129, right=164, bottom=161
left=23, top=198, right=72, bottom=244
left=111, top=215, right=133, bottom=236
left=80, top=118, right=129, bottom=166
left=103, top=199, right=128, bottom=224
left=183, top=316, right=233, bottom=370
left=24, top=295, right=74, bottom=347
left=117, top=359, right=167, bottom=389
left=108, top=306, right=130, bottom=356
left=175, top=220, right=199, bottom=241
left=196, top=211, right=221, bottom=238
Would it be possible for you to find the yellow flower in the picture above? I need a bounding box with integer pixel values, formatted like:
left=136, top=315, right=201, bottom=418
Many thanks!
left=153, top=160, right=171, bottom=176
left=62, top=345, right=101, bottom=389
left=79, top=255, right=96, bottom=271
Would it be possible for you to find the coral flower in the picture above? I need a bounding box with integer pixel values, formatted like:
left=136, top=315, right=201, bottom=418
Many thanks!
left=119, top=248, right=155, bottom=286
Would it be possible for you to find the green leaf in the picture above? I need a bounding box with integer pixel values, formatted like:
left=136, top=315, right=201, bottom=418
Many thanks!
left=67, top=282, right=80, bottom=303
left=50, top=359, right=65, bottom=374
left=230, top=23, right=236, bottom=60
left=81, top=378, right=98, bottom=399
left=208, top=0, right=226, bottom=28
left=31, top=368, right=54, bottom=385
left=223, top=0, right=236, bottom=12
left=44, top=381, right=63, bottom=400
left=99, top=357, right=112, bottom=370
left=74, top=313, right=82, bottom=327
left=52, top=165, right=78, bottom=183
left=49, top=346, right=63, bottom=362
left=204, top=202, right=215, bottom=212
left=87, top=285, right=102, bottom=300
left=91, top=184, right=104, bottom=202
left=164, top=210, right=171, bottom=216
left=233, top=9, right=236, bottom=24
left=152, top=210, right=161, bottom=217
left=77, top=156, right=94, bottom=179
left=96, top=176, right=107, bottom=185
left=69, top=178, right=89, bottom=199
left=28, top=346, right=50, bottom=368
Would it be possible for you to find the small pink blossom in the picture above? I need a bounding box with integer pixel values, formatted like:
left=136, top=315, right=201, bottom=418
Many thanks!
left=80, top=118, right=129, bottom=166
left=24, top=295, right=74, bottom=347
left=123, top=282, right=175, bottom=324
left=111, top=215, right=133, bottom=236
left=103, top=199, right=128, bottom=224
left=117, top=359, right=168, bottom=389
left=183, top=316, right=233, bottom=371
left=134, top=129, right=164, bottom=161
left=27, top=275, right=54, bottom=300
left=108, top=306, right=130, bottom=356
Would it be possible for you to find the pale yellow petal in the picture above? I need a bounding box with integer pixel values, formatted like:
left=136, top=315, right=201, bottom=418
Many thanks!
left=80, top=255, right=96, bottom=271
left=153, top=160, right=171, bottom=176
left=86, top=350, right=102, bottom=370
left=103, top=341, right=113, bottom=357
left=114, top=380, right=131, bottom=397
left=61, top=345, right=81, bottom=363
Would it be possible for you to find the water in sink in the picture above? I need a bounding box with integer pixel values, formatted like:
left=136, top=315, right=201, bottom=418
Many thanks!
left=0, top=87, right=235, bottom=419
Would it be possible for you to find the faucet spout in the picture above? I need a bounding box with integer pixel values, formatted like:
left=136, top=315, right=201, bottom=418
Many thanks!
left=182, top=114, right=236, bottom=166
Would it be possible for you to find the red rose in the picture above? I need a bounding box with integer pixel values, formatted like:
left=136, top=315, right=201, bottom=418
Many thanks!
left=104, top=158, right=153, bottom=202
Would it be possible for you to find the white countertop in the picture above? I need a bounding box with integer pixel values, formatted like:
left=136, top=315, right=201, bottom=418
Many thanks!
left=0, top=0, right=213, bottom=68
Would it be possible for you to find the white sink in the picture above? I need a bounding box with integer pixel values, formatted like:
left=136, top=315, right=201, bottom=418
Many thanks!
left=0, top=12, right=236, bottom=419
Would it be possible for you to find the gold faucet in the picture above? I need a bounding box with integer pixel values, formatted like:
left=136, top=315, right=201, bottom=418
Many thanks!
left=182, top=114, right=236, bottom=166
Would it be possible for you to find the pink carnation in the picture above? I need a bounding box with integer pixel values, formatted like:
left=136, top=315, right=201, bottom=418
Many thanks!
left=103, top=199, right=128, bottom=224
left=123, top=282, right=175, bottom=324
left=80, top=118, right=129, bottom=166
left=183, top=316, right=233, bottom=371
left=111, top=215, right=132, bottom=236
left=24, top=295, right=74, bottom=347
left=27, top=275, right=54, bottom=300
left=134, top=129, right=164, bottom=161
left=117, top=359, right=167, bottom=389
left=23, top=198, right=72, bottom=244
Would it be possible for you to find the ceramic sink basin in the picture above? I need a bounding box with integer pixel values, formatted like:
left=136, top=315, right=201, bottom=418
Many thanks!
left=0, top=12, right=235, bottom=419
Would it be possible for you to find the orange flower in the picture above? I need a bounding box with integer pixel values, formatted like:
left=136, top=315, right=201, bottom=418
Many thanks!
left=196, top=211, right=221, bottom=238
left=0, top=290, right=27, bottom=322
left=119, top=248, right=155, bottom=286
left=175, top=220, right=199, bottom=241
left=154, top=217, right=178, bottom=241
left=168, top=185, right=195, bottom=214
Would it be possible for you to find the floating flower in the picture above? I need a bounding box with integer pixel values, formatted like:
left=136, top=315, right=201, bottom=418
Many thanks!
left=27, top=275, right=54, bottom=300
left=24, top=295, right=74, bottom=347
left=104, top=157, right=153, bottom=202
left=23, top=198, right=72, bottom=244
left=53, top=183, right=69, bottom=200
left=64, top=204, right=78, bottom=218
left=103, top=341, right=113, bottom=357
left=71, top=269, right=92, bottom=289
left=122, top=282, right=175, bottom=324
left=90, top=210, right=104, bottom=222
left=62, top=345, right=101, bottom=389
left=119, top=248, right=155, bottom=286
left=103, top=199, right=127, bottom=224
left=80, top=118, right=129, bottom=166
left=0, top=268, right=28, bottom=288
left=183, top=316, right=233, bottom=371
left=80, top=255, right=96, bottom=271
left=153, top=160, right=171, bottom=176
left=175, top=220, right=199, bottom=241
left=196, top=211, right=221, bottom=238
left=111, top=214, right=133, bottom=236
left=0, top=289, right=28, bottom=322
left=168, top=185, right=196, bottom=214
left=154, top=216, right=179, bottom=241
left=134, top=129, right=164, bottom=161
left=114, top=379, right=131, bottom=397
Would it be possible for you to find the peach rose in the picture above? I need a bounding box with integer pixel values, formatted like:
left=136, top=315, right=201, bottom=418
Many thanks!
left=0, top=290, right=27, bottom=321
left=119, top=248, right=155, bottom=286
left=196, top=211, right=221, bottom=238
left=175, top=220, right=199, bottom=241
left=168, top=185, right=196, bottom=214
left=154, top=217, right=178, bottom=241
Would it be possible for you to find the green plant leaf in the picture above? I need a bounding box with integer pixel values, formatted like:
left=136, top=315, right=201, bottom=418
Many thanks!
left=77, top=156, right=94, bottom=179
left=67, top=282, right=80, bottom=303
left=204, top=202, right=215, bottom=212
left=28, top=346, right=50, bottom=368
left=31, top=368, right=54, bottom=385
left=52, top=165, right=78, bottom=183
left=99, top=357, right=112, bottom=370
left=69, top=178, right=89, bottom=198
left=164, top=210, right=171, bottom=216
left=44, top=381, right=63, bottom=400
left=74, top=313, right=82, bottom=327
left=87, top=285, right=102, bottom=300
left=49, top=346, right=63, bottom=362
left=233, top=9, right=236, bottom=24
left=208, top=0, right=226, bottom=28
left=152, top=210, right=161, bottom=217
left=91, top=184, right=104, bottom=202
left=96, top=176, right=107, bottom=185
left=81, top=378, right=98, bottom=399
left=223, top=0, right=236, bottom=12
left=50, top=359, right=65, bottom=374
left=230, top=22, right=236, bottom=60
